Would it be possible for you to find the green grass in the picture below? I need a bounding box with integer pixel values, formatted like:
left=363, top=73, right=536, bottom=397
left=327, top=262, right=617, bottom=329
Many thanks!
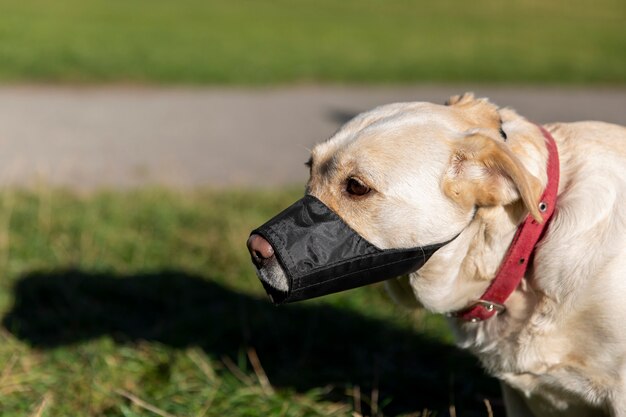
left=0, top=187, right=501, bottom=417
left=0, top=0, right=624, bottom=84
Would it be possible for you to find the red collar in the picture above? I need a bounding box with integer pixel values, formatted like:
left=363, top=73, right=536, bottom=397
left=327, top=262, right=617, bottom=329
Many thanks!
left=453, top=125, right=560, bottom=322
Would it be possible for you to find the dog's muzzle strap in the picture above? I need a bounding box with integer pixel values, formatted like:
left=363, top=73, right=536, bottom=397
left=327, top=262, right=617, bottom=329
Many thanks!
left=251, top=195, right=456, bottom=304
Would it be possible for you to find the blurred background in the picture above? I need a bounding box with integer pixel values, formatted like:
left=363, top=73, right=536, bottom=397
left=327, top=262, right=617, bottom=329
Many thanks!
left=0, top=1, right=624, bottom=416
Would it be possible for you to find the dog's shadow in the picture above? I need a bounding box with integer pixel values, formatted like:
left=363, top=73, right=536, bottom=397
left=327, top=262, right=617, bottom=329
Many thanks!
left=2, top=269, right=501, bottom=415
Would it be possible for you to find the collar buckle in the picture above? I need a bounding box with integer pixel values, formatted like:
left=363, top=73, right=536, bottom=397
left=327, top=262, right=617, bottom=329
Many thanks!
left=447, top=299, right=506, bottom=322
left=469, top=299, right=506, bottom=322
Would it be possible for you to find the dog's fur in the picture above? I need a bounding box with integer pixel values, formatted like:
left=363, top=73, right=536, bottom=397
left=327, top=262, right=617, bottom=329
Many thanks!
left=259, top=93, right=626, bottom=415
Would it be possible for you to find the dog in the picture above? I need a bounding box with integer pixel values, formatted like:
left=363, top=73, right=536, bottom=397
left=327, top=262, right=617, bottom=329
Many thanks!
left=247, top=93, right=626, bottom=416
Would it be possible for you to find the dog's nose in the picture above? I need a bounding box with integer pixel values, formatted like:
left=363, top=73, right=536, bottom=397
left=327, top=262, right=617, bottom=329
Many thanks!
left=247, top=234, right=275, bottom=268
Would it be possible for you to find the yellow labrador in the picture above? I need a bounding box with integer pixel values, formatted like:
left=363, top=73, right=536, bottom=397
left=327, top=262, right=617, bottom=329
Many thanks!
left=248, top=93, right=626, bottom=416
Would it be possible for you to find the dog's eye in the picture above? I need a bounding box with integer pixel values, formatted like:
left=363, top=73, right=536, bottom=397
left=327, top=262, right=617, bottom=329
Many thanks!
left=346, top=178, right=371, bottom=196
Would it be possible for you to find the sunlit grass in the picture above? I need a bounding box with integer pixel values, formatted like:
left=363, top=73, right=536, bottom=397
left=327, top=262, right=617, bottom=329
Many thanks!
left=0, top=0, right=623, bottom=85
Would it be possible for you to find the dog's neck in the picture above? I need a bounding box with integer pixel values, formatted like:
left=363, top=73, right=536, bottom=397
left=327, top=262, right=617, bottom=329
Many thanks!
left=407, top=115, right=551, bottom=321
left=410, top=203, right=527, bottom=314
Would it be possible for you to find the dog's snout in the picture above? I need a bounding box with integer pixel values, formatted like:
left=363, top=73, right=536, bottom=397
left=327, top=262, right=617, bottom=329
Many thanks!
left=247, top=234, right=275, bottom=268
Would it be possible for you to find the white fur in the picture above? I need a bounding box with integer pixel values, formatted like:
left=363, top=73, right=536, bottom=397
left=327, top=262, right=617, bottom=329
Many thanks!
left=257, top=95, right=626, bottom=416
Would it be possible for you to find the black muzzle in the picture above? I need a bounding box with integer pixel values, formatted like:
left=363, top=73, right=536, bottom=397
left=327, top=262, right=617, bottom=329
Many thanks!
left=250, top=195, right=455, bottom=304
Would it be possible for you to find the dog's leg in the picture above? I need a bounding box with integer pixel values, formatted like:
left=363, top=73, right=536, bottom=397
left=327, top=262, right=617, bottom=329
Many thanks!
left=501, top=382, right=535, bottom=417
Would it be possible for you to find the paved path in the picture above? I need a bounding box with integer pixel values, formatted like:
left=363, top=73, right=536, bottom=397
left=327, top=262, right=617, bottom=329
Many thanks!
left=0, top=85, right=624, bottom=189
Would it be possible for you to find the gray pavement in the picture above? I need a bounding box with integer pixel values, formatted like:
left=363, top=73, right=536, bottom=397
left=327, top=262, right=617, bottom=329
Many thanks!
left=0, top=85, right=624, bottom=189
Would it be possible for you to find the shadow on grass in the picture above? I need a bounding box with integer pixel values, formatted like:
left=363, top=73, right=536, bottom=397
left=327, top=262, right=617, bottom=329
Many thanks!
left=2, top=269, right=501, bottom=416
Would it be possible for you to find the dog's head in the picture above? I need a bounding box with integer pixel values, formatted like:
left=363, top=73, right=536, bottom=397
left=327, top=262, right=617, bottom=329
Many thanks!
left=248, top=94, right=545, bottom=310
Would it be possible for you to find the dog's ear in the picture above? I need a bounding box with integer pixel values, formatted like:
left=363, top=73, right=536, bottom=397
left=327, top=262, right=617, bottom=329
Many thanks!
left=446, top=92, right=503, bottom=133
left=443, top=131, right=543, bottom=222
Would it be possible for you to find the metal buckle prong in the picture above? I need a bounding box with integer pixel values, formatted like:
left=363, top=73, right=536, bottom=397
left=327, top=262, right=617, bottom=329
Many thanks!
left=445, top=299, right=507, bottom=321
left=473, top=299, right=506, bottom=315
